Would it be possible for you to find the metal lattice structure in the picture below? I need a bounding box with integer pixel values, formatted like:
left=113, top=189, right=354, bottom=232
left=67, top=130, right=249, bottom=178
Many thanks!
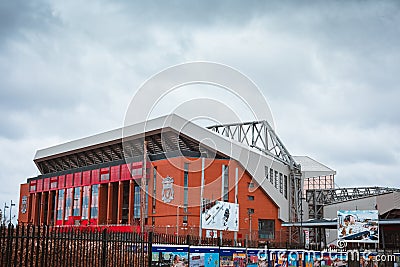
left=207, top=121, right=303, bottom=228
left=207, top=121, right=298, bottom=168
left=306, top=186, right=400, bottom=246
left=306, top=186, right=400, bottom=210
left=306, top=186, right=400, bottom=221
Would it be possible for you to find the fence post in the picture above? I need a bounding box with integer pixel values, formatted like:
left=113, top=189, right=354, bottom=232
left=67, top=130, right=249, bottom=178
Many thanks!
left=148, top=232, right=153, bottom=267
left=5, top=223, right=13, bottom=267
left=100, top=228, right=108, bottom=267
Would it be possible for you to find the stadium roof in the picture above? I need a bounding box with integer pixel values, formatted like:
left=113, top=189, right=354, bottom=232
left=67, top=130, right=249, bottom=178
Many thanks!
left=33, top=114, right=294, bottom=221
left=293, top=156, right=336, bottom=178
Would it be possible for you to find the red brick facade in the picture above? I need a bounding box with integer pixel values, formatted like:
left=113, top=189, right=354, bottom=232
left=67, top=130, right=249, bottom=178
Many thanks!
left=19, top=156, right=286, bottom=242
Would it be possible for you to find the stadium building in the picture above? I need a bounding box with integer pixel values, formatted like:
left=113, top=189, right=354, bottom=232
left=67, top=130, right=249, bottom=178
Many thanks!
left=18, top=114, right=336, bottom=244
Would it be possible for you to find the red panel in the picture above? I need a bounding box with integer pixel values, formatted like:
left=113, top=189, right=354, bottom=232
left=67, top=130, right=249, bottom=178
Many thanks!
left=100, top=167, right=109, bottom=174
left=58, top=175, right=65, bottom=189
left=100, top=167, right=110, bottom=183
left=82, top=171, right=91, bottom=186
left=29, top=180, right=37, bottom=193
left=74, top=172, right=82, bottom=186
left=91, top=169, right=99, bottom=184
left=43, top=178, right=50, bottom=191
left=120, top=164, right=131, bottom=181
left=131, top=161, right=142, bottom=168
left=36, top=179, right=43, bottom=192
left=110, top=165, right=120, bottom=182
left=131, top=163, right=142, bottom=179
left=66, top=174, right=73, bottom=188
left=131, top=161, right=151, bottom=179
left=50, top=177, right=58, bottom=190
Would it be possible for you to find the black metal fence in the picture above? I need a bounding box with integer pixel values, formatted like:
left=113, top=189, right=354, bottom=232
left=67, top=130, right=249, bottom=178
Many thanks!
left=1, top=224, right=305, bottom=267
left=0, top=224, right=148, bottom=267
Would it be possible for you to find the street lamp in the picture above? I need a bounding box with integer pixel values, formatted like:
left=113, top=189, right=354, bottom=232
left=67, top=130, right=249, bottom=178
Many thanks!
left=9, top=200, right=16, bottom=225
left=176, top=205, right=181, bottom=236
left=247, top=209, right=253, bottom=242
left=299, top=195, right=305, bottom=248
left=3, top=203, right=9, bottom=224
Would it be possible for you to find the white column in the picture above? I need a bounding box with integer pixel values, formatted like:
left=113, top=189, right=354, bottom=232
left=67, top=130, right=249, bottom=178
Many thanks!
left=199, top=157, right=205, bottom=241
left=234, top=167, right=238, bottom=244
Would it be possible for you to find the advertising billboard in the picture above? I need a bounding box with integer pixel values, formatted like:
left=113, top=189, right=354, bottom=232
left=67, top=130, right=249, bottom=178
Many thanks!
left=201, top=201, right=239, bottom=231
left=337, top=210, right=379, bottom=243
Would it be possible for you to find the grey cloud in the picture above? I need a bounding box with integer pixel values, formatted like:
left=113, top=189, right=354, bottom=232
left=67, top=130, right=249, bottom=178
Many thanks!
left=0, top=0, right=58, bottom=45
left=1, top=0, right=400, bottom=210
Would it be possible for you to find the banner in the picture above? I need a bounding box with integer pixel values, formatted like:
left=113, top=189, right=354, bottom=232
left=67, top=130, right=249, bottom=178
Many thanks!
left=201, top=200, right=239, bottom=231
left=337, top=210, right=379, bottom=243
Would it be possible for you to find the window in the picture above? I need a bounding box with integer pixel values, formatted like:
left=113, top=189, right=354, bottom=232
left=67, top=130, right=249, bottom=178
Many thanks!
left=121, top=183, right=129, bottom=223
left=82, top=186, right=90, bottom=220
left=258, top=219, right=275, bottom=239
left=134, top=184, right=148, bottom=219
left=64, top=188, right=73, bottom=220
left=248, top=182, right=254, bottom=189
left=274, top=171, right=278, bottom=189
left=265, top=166, right=269, bottom=182
left=152, top=167, right=157, bottom=213
left=222, top=165, right=229, bottom=201
left=279, top=173, right=283, bottom=194
left=30, top=184, right=36, bottom=191
left=90, top=184, right=99, bottom=219
left=73, top=187, right=81, bottom=216
left=248, top=195, right=255, bottom=201
left=183, top=163, right=189, bottom=223
left=284, top=175, right=288, bottom=199
left=134, top=185, right=141, bottom=218
left=57, top=189, right=64, bottom=220
left=100, top=172, right=109, bottom=181
left=50, top=181, right=58, bottom=189
left=270, top=169, right=274, bottom=184
left=131, top=167, right=142, bottom=176
left=247, top=208, right=255, bottom=215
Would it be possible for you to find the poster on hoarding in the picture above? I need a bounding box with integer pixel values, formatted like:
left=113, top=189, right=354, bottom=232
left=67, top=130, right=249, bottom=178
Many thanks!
left=270, top=249, right=288, bottom=267
left=337, top=210, right=379, bottom=243
left=201, top=200, right=239, bottom=231
left=219, top=248, right=246, bottom=267
left=247, top=249, right=268, bottom=267
left=189, top=247, right=219, bottom=267
left=151, top=245, right=189, bottom=267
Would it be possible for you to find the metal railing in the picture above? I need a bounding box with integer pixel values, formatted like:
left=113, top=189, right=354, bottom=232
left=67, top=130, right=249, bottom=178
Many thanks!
left=0, top=224, right=306, bottom=266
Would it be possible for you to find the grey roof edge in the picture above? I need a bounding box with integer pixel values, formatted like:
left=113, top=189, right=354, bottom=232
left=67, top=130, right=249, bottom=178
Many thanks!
left=33, top=116, right=169, bottom=161
left=293, top=155, right=336, bottom=177
left=32, top=113, right=291, bottom=221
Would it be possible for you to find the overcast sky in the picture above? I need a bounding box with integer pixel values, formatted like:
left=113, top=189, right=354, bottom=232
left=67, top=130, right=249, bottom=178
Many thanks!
left=1, top=0, right=399, bottom=221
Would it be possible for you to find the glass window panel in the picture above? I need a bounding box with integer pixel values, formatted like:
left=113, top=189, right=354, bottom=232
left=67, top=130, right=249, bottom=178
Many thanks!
left=90, top=184, right=99, bottom=219
left=57, top=189, right=64, bottom=220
